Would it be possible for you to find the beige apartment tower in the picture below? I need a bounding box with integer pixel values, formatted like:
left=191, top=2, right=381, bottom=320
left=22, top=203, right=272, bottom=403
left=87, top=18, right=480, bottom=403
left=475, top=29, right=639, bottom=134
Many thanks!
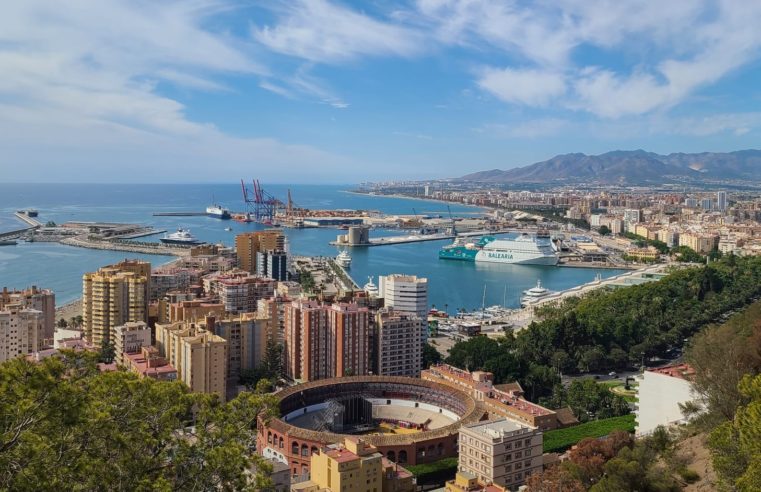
left=376, top=309, right=425, bottom=378
left=0, top=286, right=55, bottom=342
left=458, top=419, right=543, bottom=490
left=82, top=260, right=150, bottom=346
left=155, top=320, right=228, bottom=401
left=235, top=230, right=285, bottom=273
left=0, top=303, right=44, bottom=363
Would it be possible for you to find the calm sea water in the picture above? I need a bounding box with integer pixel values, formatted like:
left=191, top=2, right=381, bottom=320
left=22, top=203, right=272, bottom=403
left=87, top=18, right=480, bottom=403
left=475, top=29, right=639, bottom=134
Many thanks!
left=0, top=183, right=625, bottom=307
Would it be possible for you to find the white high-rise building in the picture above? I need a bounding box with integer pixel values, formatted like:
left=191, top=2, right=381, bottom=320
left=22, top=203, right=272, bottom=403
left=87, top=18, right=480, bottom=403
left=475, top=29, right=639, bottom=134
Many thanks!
left=378, top=274, right=428, bottom=317
left=717, top=191, right=728, bottom=212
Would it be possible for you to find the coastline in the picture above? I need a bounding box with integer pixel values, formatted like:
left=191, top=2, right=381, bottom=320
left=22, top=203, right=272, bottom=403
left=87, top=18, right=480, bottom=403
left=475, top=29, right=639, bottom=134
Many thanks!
left=56, top=298, right=82, bottom=321
left=341, top=190, right=490, bottom=213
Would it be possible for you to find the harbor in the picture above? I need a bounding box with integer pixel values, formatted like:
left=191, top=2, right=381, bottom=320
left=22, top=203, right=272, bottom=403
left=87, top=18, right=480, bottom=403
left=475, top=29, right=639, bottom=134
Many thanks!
left=0, top=183, right=630, bottom=306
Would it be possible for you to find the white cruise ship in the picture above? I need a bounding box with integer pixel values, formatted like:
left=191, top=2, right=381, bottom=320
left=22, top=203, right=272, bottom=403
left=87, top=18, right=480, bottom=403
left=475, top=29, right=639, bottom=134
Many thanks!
left=336, top=249, right=352, bottom=268
left=439, top=233, right=558, bottom=266
left=520, top=279, right=554, bottom=306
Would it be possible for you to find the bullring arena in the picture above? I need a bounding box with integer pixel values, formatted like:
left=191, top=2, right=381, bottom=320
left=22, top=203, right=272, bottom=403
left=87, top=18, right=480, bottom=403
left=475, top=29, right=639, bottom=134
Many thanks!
left=256, top=376, right=485, bottom=480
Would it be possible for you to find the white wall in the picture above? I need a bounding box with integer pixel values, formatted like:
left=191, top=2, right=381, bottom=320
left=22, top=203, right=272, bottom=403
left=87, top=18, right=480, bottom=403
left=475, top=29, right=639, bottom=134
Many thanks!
left=635, top=371, right=701, bottom=436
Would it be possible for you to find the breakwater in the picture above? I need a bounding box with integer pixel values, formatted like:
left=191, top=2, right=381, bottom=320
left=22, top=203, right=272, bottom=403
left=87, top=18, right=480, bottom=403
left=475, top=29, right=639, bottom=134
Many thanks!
left=60, top=236, right=190, bottom=256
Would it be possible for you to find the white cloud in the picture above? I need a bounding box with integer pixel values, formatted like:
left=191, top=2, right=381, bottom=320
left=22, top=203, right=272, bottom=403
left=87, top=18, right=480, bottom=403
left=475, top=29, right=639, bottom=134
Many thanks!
left=0, top=0, right=354, bottom=182
left=657, top=113, right=761, bottom=137
left=477, top=68, right=565, bottom=106
left=253, top=0, right=424, bottom=64
left=418, top=0, right=761, bottom=118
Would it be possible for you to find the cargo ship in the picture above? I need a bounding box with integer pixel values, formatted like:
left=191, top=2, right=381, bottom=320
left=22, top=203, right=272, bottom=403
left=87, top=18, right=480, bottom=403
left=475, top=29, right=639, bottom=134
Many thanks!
left=206, top=204, right=231, bottom=220
left=439, top=233, right=559, bottom=266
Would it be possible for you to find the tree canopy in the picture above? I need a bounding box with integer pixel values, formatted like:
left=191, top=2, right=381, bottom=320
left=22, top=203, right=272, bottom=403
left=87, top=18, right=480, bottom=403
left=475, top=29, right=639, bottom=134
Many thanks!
left=0, top=352, right=277, bottom=491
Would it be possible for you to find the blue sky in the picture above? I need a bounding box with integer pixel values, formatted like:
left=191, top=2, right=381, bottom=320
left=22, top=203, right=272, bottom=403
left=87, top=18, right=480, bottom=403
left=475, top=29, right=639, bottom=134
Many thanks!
left=2, top=0, right=761, bottom=183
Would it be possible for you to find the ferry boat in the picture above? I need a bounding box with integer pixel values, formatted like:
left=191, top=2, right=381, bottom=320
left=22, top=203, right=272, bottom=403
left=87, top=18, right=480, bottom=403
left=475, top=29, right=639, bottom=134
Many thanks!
left=439, top=233, right=559, bottom=266
left=336, top=249, right=352, bottom=268
left=520, top=279, right=554, bottom=306
left=206, top=204, right=231, bottom=220
left=160, top=228, right=201, bottom=245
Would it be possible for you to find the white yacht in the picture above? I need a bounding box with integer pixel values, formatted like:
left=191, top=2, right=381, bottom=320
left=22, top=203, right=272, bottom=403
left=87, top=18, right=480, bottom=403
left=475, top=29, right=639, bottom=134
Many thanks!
left=336, top=249, right=352, bottom=268
left=520, top=279, right=554, bottom=306
left=160, top=228, right=201, bottom=245
left=363, top=276, right=379, bottom=297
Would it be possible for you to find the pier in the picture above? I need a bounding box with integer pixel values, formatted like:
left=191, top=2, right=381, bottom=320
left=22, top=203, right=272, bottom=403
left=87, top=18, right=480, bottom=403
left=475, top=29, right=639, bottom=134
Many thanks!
left=329, top=229, right=526, bottom=247
left=60, top=236, right=191, bottom=256
left=153, top=212, right=207, bottom=216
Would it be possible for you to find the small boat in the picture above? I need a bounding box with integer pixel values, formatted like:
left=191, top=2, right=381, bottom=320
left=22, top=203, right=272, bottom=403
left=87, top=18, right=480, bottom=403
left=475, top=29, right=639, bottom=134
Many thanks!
left=160, top=229, right=201, bottom=245
left=0, top=240, right=17, bottom=246
left=224, top=227, right=233, bottom=232
left=336, top=249, right=352, bottom=268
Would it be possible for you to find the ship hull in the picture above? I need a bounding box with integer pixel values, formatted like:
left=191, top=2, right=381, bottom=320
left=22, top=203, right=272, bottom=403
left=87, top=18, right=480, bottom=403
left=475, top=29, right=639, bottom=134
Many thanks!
left=475, top=250, right=558, bottom=266
left=160, top=238, right=201, bottom=245
left=439, top=247, right=558, bottom=265
left=207, top=211, right=231, bottom=220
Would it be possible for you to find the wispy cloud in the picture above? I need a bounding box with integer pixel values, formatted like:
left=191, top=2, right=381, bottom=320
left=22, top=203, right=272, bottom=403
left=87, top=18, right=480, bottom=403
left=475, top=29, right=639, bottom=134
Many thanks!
left=0, top=0, right=351, bottom=182
left=253, top=0, right=424, bottom=64
left=477, top=68, right=565, bottom=107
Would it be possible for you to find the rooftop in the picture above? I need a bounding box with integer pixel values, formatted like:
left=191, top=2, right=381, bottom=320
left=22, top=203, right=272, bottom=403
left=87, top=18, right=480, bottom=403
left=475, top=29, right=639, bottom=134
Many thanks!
left=464, top=418, right=528, bottom=438
left=649, top=363, right=696, bottom=380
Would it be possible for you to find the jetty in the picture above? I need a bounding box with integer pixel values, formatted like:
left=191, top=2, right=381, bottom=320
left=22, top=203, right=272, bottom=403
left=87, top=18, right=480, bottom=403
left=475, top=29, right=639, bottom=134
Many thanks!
left=60, top=235, right=190, bottom=256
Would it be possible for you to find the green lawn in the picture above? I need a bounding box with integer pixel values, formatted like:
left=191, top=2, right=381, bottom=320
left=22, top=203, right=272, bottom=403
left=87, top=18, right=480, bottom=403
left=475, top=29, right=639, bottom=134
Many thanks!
left=406, top=457, right=458, bottom=478
left=543, top=414, right=636, bottom=453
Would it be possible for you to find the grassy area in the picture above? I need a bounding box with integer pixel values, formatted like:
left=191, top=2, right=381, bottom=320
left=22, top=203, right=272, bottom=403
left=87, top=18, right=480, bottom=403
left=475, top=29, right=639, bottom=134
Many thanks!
left=406, top=457, right=458, bottom=479
left=543, top=414, right=636, bottom=453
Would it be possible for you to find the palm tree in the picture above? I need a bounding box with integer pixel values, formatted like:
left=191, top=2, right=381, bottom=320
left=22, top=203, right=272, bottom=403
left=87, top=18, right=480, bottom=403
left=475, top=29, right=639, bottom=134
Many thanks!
left=56, top=318, right=68, bottom=328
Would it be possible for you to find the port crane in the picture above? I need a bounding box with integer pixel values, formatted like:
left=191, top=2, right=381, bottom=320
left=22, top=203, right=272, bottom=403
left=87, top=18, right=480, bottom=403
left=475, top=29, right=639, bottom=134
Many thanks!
left=447, top=205, right=457, bottom=235
left=240, top=179, right=281, bottom=224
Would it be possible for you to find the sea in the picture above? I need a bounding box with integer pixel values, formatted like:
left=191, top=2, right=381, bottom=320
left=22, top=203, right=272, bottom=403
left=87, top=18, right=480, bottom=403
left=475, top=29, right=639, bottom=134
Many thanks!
left=0, top=183, right=626, bottom=309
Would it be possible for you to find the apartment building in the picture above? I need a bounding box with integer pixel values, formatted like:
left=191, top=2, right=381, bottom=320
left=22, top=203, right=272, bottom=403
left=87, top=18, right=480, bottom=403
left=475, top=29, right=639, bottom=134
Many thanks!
left=293, top=438, right=414, bottom=492
left=328, top=303, right=369, bottom=377
left=82, top=260, right=150, bottom=346
left=445, top=472, right=507, bottom=492
left=209, top=314, right=269, bottom=380
left=284, top=299, right=331, bottom=382
left=284, top=300, right=370, bottom=382
left=256, top=250, right=289, bottom=281
left=378, top=274, right=428, bottom=318
left=235, top=230, right=285, bottom=274
left=155, top=320, right=228, bottom=401
left=0, top=303, right=43, bottom=363
left=113, top=321, right=152, bottom=365
left=458, top=419, right=543, bottom=490
left=376, top=309, right=425, bottom=377
left=0, top=286, right=55, bottom=341
left=205, top=270, right=277, bottom=314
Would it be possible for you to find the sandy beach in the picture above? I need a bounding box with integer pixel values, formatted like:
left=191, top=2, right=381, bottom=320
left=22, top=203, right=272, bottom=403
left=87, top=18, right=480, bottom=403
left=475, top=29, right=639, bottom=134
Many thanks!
left=56, top=298, right=82, bottom=321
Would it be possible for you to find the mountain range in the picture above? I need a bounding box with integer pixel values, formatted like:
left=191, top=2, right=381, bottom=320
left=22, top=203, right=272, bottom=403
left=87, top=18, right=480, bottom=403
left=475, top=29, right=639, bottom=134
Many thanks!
left=459, top=150, right=761, bottom=185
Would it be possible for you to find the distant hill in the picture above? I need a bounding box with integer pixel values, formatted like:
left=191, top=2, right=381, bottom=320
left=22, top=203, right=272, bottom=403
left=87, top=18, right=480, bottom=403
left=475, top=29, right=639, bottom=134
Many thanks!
left=459, top=150, right=761, bottom=185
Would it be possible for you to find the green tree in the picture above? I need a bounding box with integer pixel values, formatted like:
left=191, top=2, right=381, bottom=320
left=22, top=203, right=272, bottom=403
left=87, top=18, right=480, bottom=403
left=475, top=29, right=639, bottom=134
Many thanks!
left=422, top=343, right=442, bottom=369
left=0, top=352, right=277, bottom=490
left=56, top=317, right=68, bottom=328
left=590, top=444, right=679, bottom=492
left=98, top=338, right=116, bottom=364
left=709, top=373, right=761, bottom=490
left=598, top=225, right=611, bottom=236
